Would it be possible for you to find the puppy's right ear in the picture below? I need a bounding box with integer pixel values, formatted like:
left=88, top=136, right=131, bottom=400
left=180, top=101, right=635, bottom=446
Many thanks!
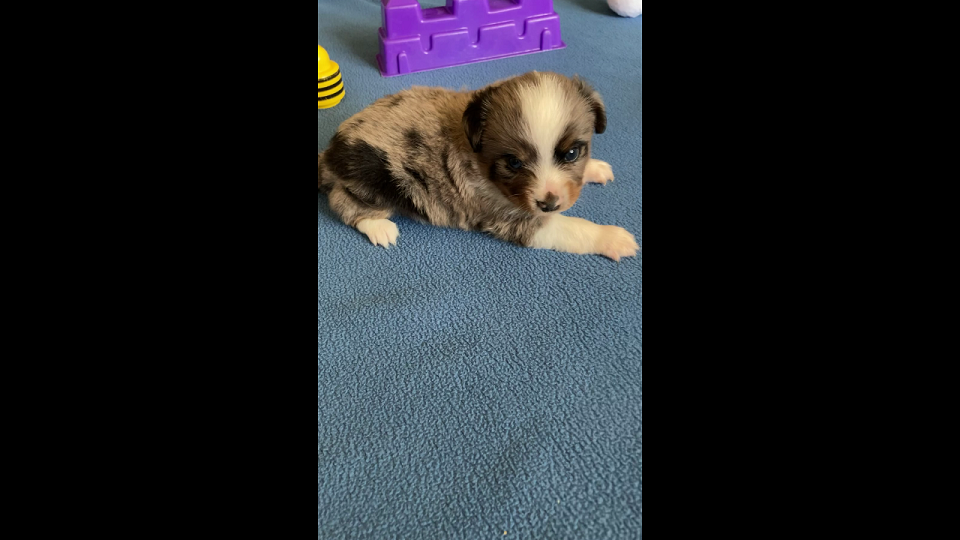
left=463, top=87, right=494, bottom=153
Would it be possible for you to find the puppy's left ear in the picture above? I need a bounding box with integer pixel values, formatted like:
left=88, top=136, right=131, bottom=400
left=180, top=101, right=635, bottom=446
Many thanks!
left=574, top=76, right=607, bottom=134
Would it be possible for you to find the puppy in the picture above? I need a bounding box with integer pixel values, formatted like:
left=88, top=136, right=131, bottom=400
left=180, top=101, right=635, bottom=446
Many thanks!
left=317, top=72, right=638, bottom=261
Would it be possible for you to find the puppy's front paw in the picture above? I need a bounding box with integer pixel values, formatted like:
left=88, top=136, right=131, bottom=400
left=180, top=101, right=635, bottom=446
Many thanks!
left=583, top=159, right=615, bottom=185
left=597, top=226, right=639, bottom=262
left=356, top=218, right=399, bottom=249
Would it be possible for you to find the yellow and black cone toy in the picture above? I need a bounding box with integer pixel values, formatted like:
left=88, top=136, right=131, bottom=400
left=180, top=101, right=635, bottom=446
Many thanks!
left=318, top=46, right=344, bottom=109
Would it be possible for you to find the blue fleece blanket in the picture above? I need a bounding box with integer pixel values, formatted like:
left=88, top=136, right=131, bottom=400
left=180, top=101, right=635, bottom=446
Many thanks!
left=318, top=1, right=642, bottom=537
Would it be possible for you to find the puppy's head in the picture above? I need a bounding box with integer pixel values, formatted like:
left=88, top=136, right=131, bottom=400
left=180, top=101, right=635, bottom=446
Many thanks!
left=463, top=72, right=606, bottom=214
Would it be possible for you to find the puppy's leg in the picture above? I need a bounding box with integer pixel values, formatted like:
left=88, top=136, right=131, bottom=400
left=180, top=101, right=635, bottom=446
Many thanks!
left=530, top=215, right=638, bottom=261
left=356, top=218, right=400, bottom=249
left=327, top=185, right=399, bottom=248
left=583, top=159, right=615, bottom=185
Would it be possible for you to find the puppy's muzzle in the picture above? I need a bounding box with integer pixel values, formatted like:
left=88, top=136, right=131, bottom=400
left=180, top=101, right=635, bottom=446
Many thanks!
left=537, top=193, right=561, bottom=213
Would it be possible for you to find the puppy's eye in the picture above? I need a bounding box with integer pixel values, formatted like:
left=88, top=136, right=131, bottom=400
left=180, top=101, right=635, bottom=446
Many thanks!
left=508, top=157, right=524, bottom=170
left=564, top=147, right=581, bottom=163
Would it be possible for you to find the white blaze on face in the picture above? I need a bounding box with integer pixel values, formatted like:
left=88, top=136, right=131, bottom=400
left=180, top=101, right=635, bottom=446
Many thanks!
left=518, top=78, right=574, bottom=203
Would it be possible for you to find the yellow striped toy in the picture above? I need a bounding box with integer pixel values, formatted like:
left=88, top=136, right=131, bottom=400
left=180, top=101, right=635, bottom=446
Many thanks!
left=318, top=46, right=344, bottom=109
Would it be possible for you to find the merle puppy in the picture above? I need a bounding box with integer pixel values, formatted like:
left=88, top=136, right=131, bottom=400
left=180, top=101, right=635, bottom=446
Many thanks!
left=317, top=71, right=638, bottom=261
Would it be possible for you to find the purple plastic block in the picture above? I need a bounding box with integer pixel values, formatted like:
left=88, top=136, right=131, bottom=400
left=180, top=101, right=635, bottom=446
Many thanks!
left=377, top=0, right=566, bottom=77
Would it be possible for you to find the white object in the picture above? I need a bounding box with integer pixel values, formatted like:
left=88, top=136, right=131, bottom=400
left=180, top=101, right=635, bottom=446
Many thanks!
left=608, top=0, right=642, bottom=18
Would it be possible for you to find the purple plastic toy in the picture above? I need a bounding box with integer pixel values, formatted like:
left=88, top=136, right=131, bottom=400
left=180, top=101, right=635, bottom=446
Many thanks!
left=377, top=0, right=566, bottom=77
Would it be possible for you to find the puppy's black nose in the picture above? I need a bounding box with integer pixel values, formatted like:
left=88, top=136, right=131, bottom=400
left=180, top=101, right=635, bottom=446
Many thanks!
left=537, top=194, right=560, bottom=213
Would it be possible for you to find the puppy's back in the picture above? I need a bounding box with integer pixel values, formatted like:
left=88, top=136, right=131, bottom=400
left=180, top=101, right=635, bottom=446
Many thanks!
left=336, top=87, right=469, bottom=149
left=319, top=86, right=486, bottom=229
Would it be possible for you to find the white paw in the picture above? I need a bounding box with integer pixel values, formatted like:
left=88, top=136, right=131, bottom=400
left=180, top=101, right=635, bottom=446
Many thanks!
left=356, top=219, right=399, bottom=249
left=596, top=226, right=639, bottom=262
left=583, top=159, right=615, bottom=185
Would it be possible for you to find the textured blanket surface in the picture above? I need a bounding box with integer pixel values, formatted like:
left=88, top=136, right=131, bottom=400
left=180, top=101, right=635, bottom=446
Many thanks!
left=318, top=1, right=642, bottom=538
